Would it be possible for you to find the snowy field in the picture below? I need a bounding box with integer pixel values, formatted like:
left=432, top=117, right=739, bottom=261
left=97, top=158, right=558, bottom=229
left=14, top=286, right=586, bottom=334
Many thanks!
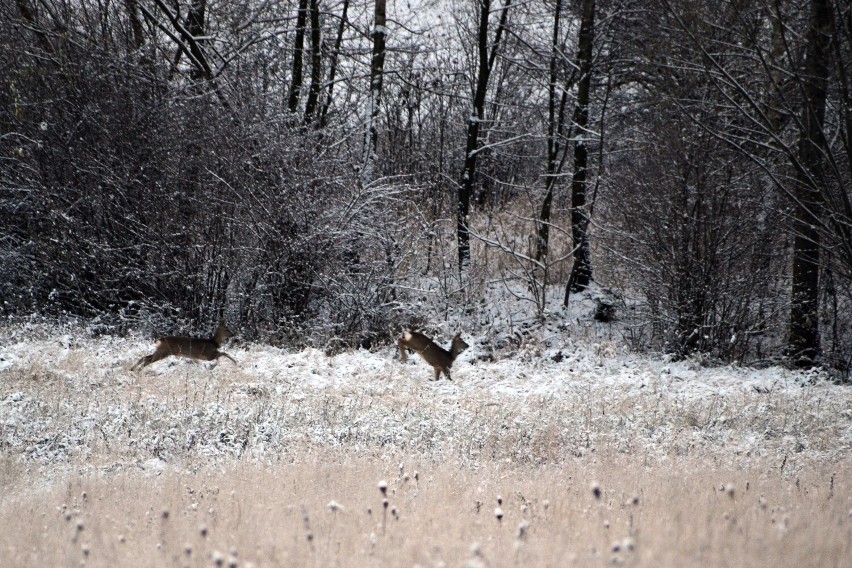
left=1, top=320, right=850, bottom=566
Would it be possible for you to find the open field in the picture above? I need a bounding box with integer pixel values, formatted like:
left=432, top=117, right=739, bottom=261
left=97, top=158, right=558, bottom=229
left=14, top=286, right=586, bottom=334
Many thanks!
left=1, top=327, right=850, bottom=566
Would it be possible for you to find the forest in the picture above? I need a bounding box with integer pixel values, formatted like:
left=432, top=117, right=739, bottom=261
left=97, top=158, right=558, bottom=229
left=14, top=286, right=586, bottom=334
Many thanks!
left=2, top=0, right=850, bottom=373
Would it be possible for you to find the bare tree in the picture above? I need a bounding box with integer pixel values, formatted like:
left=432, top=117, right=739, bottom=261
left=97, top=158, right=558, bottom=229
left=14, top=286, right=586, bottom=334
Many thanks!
left=361, top=0, right=387, bottom=186
left=288, top=0, right=309, bottom=114
left=457, top=0, right=511, bottom=273
left=535, top=0, right=571, bottom=266
left=303, top=0, right=323, bottom=124
left=319, top=0, right=350, bottom=128
left=787, top=0, right=832, bottom=365
left=564, top=0, right=596, bottom=302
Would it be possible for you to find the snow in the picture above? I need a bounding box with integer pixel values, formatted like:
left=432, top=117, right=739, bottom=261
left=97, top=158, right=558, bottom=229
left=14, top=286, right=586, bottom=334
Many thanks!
left=1, top=290, right=849, bottom=479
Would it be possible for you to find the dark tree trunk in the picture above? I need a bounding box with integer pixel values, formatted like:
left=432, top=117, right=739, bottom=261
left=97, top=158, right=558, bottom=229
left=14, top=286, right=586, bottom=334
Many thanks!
left=536, top=0, right=569, bottom=264
left=123, top=0, right=146, bottom=51
left=564, top=0, right=596, bottom=304
left=303, top=0, right=322, bottom=125
left=457, top=0, right=488, bottom=271
left=319, top=0, right=350, bottom=128
left=185, top=0, right=207, bottom=80
left=787, top=0, right=832, bottom=365
left=166, top=0, right=207, bottom=79
left=150, top=0, right=213, bottom=82
left=361, top=0, right=387, bottom=186
left=288, top=0, right=309, bottom=114
left=14, top=0, right=53, bottom=53
left=458, top=0, right=510, bottom=272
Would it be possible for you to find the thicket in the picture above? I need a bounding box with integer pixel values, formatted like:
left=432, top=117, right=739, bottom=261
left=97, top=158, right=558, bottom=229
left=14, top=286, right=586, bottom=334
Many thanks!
left=1, top=0, right=849, bottom=373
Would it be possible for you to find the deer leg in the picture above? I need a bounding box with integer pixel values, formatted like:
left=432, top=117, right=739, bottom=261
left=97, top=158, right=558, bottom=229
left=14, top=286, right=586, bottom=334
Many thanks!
left=397, top=339, right=409, bottom=362
left=132, top=350, right=168, bottom=371
left=217, top=352, right=238, bottom=366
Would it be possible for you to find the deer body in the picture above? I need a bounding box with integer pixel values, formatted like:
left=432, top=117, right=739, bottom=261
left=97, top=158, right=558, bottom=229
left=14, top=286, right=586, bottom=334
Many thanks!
left=132, top=321, right=236, bottom=371
left=398, top=331, right=468, bottom=381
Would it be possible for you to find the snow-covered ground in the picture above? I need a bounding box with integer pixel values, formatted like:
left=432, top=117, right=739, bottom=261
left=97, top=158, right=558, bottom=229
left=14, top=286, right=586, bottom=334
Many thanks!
left=2, top=316, right=849, bottom=485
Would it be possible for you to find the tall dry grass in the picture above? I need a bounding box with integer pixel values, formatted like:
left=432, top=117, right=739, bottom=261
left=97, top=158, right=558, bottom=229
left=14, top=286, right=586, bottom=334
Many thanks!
left=0, top=452, right=848, bottom=567
left=1, top=332, right=850, bottom=566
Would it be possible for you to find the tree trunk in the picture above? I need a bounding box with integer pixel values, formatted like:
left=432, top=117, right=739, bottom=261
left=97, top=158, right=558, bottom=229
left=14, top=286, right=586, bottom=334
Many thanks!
left=123, top=0, right=146, bottom=51
left=787, top=0, right=831, bottom=365
left=535, top=0, right=568, bottom=264
left=167, top=0, right=207, bottom=79
left=186, top=0, right=207, bottom=80
left=288, top=0, right=309, bottom=114
left=319, top=0, right=350, bottom=128
left=457, top=0, right=490, bottom=271
left=458, top=0, right=510, bottom=272
left=361, top=0, right=387, bottom=186
left=303, top=0, right=322, bottom=125
left=564, top=0, right=596, bottom=304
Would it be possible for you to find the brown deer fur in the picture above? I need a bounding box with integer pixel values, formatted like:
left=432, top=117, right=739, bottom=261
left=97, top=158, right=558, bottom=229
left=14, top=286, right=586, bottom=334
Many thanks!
left=132, top=321, right=236, bottom=371
left=397, top=331, right=469, bottom=381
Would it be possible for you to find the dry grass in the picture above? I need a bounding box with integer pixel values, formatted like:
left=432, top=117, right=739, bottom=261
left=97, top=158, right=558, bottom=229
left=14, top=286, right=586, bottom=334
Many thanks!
left=1, top=333, right=850, bottom=566
left=0, top=452, right=848, bottom=567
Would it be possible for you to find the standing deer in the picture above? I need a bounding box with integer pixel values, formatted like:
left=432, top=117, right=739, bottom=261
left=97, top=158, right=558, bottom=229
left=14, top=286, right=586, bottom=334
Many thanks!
left=131, top=321, right=237, bottom=371
left=397, top=331, right=469, bottom=381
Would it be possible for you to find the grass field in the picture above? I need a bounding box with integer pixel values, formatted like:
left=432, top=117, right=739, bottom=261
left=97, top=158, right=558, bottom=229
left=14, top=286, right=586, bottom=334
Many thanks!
left=1, top=328, right=850, bottom=566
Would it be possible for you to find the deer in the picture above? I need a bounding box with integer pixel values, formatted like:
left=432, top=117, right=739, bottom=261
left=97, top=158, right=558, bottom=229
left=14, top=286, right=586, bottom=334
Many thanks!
left=131, top=321, right=237, bottom=371
left=397, top=331, right=469, bottom=381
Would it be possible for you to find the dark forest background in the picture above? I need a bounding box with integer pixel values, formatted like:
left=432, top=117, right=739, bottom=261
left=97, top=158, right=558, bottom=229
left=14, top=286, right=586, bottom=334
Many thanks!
left=1, top=0, right=850, bottom=373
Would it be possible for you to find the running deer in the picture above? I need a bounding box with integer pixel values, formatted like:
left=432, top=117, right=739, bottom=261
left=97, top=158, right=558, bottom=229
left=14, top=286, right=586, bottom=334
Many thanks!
left=397, top=331, right=469, bottom=381
left=131, top=321, right=237, bottom=371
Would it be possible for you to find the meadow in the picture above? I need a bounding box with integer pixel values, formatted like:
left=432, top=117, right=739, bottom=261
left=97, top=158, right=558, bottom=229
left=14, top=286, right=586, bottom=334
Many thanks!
left=1, top=324, right=850, bottom=567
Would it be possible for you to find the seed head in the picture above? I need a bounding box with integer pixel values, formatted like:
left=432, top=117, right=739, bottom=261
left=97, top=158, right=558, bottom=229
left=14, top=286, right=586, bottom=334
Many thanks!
left=378, top=480, right=388, bottom=496
left=494, top=507, right=504, bottom=522
left=591, top=483, right=602, bottom=500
